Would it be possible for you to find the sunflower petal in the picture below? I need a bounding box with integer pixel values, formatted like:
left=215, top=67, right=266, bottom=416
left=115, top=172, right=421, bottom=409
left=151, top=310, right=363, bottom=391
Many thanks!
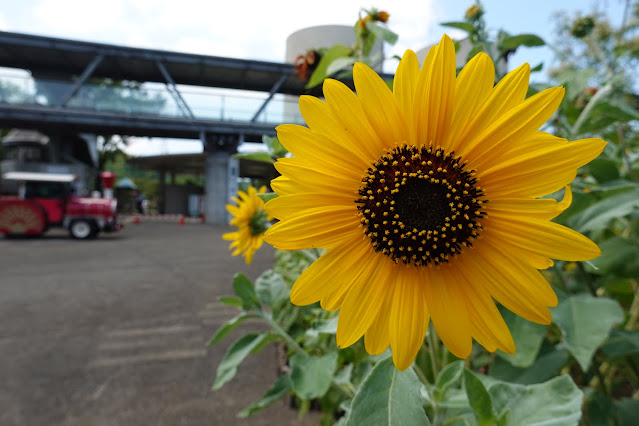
left=354, top=62, right=408, bottom=145
left=264, top=205, right=359, bottom=250
left=336, top=255, right=394, bottom=348
left=290, top=237, right=371, bottom=305
left=389, top=268, right=430, bottom=371
left=485, top=213, right=601, bottom=261
left=463, top=86, right=566, bottom=170
left=425, top=266, right=472, bottom=358
left=323, top=79, right=386, bottom=160
left=480, top=138, right=606, bottom=198
left=446, top=52, right=495, bottom=153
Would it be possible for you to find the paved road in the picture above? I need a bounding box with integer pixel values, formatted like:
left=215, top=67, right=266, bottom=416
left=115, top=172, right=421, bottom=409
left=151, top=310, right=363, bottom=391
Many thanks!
left=0, top=223, right=317, bottom=426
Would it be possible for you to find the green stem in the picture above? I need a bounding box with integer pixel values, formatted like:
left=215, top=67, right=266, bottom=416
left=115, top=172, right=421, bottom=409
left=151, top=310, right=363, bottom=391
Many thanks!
left=577, top=262, right=597, bottom=296
left=261, top=312, right=306, bottom=355
left=552, top=263, right=569, bottom=293
left=427, top=324, right=440, bottom=379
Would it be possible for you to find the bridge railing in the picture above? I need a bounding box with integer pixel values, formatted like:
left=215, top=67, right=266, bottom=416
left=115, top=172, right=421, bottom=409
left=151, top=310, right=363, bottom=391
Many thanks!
left=0, top=73, right=306, bottom=125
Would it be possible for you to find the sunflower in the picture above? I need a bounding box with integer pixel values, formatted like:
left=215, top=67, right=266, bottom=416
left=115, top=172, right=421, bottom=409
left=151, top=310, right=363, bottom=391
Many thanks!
left=222, top=185, right=272, bottom=264
left=263, top=35, right=605, bottom=371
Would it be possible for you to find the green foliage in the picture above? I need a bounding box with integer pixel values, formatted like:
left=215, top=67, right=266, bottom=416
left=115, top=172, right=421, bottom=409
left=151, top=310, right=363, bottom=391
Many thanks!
left=209, top=3, right=639, bottom=424
left=290, top=352, right=339, bottom=399
left=345, top=357, right=429, bottom=426
left=552, top=294, right=624, bottom=370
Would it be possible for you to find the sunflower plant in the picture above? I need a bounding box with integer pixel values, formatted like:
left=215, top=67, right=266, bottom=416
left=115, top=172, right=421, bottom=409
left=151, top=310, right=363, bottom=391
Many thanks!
left=211, top=3, right=639, bottom=425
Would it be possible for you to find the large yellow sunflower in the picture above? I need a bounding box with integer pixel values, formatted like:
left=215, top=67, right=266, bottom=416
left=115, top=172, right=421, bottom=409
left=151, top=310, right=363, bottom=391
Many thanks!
left=263, top=35, right=605, bottom=371
left=223, top=185, right=272, bottom=264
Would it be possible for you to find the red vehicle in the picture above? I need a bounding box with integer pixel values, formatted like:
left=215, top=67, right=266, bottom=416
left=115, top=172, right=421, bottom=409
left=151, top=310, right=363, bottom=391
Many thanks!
left=0, top=171, right=121, bottom=239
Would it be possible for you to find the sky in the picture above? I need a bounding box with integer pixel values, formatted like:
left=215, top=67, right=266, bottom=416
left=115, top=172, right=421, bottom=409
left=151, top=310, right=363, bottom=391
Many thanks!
left=0, top=0, right=628, bottom=156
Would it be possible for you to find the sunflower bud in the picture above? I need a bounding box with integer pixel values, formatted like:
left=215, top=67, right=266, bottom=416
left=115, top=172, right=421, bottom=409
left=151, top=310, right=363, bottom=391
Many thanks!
left=570, top=16, right=595, bottom=38
left=464, top=4, right=482, bottom=20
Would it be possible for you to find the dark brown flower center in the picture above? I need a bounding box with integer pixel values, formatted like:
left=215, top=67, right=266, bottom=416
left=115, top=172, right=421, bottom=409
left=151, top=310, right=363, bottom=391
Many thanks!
left=357, top=144, right=486, bottom=267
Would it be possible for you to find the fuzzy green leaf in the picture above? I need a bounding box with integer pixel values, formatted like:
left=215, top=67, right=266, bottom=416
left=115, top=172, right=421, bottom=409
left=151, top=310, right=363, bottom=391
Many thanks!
left=213, top=333, right=269, bottom=390
left=207, top=313, right=255, bottom=345
left=305, top=45, right=352, bottom=89
left=568, top=188, right=639, bottom=232
left=232, top=273, right=261, bottom=310
left=237, top=374, right=291, bottom=418
left=289, top=351, right=338, bottom=400
left=365, top=20, right=399, bottom=45
left=464, top=369, right=495, bottom=424
left=488, top=375, right=583, bottom=425
left=255, top=270, right=289, bottom=307
left=499, top=34, right=545, bottom=51
left=346, top=357, right=429, bottom=426
left=497, top=308, right=547, bottom=368
left=552, top=293, right=624, bottom=371
left=586, top=237, right=639, bottom=278
left=440, top=21, right=475, bottom=33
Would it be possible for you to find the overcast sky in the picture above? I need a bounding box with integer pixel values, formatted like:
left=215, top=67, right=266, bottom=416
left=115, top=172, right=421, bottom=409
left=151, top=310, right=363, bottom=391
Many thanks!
left=0, top=0, right=626, bottom=155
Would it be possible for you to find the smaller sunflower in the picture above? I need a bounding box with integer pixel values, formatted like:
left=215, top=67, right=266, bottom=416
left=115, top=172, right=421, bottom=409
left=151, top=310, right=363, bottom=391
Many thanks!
left=222, top=185, right=272, bottom=264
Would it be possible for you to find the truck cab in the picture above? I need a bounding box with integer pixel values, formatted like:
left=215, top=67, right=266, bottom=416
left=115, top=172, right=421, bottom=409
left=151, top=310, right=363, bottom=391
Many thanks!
left=0, top=171, right=121, bottom=239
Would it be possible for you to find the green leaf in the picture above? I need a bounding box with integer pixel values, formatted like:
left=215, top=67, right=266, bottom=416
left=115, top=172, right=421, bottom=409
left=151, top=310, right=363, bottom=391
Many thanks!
left=586, top=392, right=616, bottom=426
left=440, top=21, right=475, bottom=33
left=567, top=188, right=639, bottom=232
left=464, top=369, right=495, bottom=424
left=586, top=237, right=639, bottom=278
left=218, top=295, right=243, bottom=308
left=232, top=152, right=273, bottom=164
left=488, top=375, right=583, bottom=426
left=497, top=308, right=547, bottom=368
left=553, top=68, right=597, bottom=101
left=616, top=399, right=639, bottom=426
left=588, top=158, right=620, bottom=183
left=232, top=273, right=261, bottom=310
left=237, top=374, right=291, bottom=418
left=306, top=44, right=352, bottom=89
left=207, top=313, right=255, bottom=345
left=262, top=135, right=287, bottom=159
left=530, top=62, right=543, bottom=72
left=257, top=192, right=278, bottom=203
left=346, top=357, right=429, bottom=426
left=365, top=20, right=399, bottom=45
left=434, top=360, right=464, bottom=400
left=490, top=345, right=570, bottom=385
left=289, top=351, right=338, bottom=400
left=551, top=293, right=624, bottom=370
left=499, top=34, right=545, bottom=51
left=255, top=270, right=289, bottom=307
left=600, top=329, right=639, bottom=359
left=325, top=56, right=357, bottom=77
left=306, top=316, right=339, bottom=337
left=213, top=333, right=269, bottom=390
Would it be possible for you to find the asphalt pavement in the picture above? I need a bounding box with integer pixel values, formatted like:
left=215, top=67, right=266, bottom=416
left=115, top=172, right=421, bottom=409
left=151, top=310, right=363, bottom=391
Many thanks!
left=0, top=222, right=318, bottom=426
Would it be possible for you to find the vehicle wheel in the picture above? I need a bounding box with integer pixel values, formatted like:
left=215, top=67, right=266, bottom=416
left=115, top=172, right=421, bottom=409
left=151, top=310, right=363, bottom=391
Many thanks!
left=69, top=220, right=95, bottom=240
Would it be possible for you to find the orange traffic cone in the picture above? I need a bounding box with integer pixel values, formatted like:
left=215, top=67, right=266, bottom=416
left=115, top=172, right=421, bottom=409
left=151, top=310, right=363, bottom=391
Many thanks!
left=179, top=215, right=185, bottom=226
left=134, top=215, right=140, bottom=225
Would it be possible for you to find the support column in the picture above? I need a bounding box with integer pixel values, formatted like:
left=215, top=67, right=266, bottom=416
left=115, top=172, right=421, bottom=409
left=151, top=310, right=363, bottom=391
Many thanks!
left=203, top=133, right=239, bottom=225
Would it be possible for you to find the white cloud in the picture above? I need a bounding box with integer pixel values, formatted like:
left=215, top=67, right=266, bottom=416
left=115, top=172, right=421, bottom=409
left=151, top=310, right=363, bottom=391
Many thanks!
left=0, top=11, right=8, bottom=31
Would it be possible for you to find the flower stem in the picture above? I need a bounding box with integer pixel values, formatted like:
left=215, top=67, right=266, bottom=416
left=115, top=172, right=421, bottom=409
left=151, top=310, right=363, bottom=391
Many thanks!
left=261, top=312, right=306, bottom=355
left=427, top=323, right=440, bottom=379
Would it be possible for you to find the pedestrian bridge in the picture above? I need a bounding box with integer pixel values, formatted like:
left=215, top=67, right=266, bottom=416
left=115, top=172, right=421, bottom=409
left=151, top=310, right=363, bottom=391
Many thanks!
left=0, top=31, right=391, bottom=223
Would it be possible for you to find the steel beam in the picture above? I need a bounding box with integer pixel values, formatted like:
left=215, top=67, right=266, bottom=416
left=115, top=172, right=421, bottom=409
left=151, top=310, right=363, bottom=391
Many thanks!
left=57, top=54, right=104, bottom=107
left=251, top=72, right=289, bottom=122
left=156, top=60, right=194, bottom=119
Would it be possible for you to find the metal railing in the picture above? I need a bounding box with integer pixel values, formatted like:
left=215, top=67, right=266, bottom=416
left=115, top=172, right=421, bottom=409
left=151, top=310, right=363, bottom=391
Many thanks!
left=0, top=73, right=306, bottom=125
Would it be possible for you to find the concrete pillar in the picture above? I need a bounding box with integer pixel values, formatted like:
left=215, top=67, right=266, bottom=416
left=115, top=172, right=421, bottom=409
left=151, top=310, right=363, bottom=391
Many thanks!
left=204, top=150, right=238, bottom=224
left=159, top=169, right=166, bottom=214
left=201, top=132, right=240, bottom=225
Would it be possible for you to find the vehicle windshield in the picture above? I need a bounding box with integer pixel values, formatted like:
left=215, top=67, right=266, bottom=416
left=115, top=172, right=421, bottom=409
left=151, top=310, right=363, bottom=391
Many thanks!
left=25, top=181, right=71, bottom=199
